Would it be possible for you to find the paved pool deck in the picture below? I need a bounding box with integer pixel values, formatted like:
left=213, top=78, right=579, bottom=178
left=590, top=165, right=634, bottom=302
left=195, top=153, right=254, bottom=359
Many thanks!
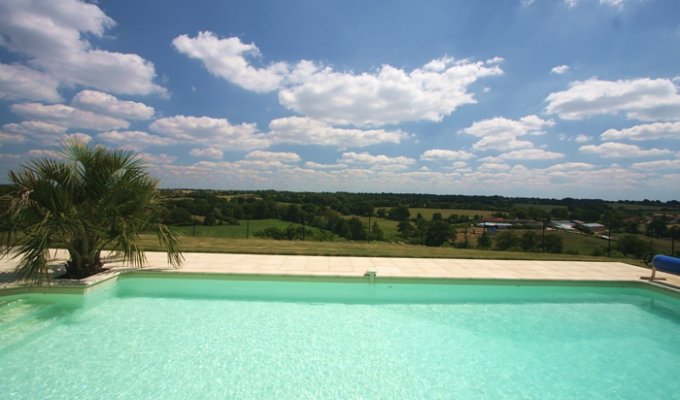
left=1, top=250, right=680, bottom=289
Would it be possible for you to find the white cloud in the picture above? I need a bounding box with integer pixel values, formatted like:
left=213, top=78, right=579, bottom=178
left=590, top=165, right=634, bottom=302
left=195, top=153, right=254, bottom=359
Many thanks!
left=545, top=162, right=595, bottom=172
left=172, top=32, right=287, bottom=93
left=420, top=149, right=474, bottom=161
left=477, top=162, right=512, bottom=172
left=279, top=57, right=503, bottom=126
left=579, top=142, right=673, bottom=158
left=339, top=152, right=415, bottom=170
left=245, top=150, right=301, bottom=163
left=545, top=77, right=680, bottom=121
left=2, top=120, right=67, bottom=144
left=0, top=130, right=28, bottom=144
left=10, top=102, right=129, bottom=131
left=0, top=64, right=61, bottom=102
left=304, top=161, right=347, bottom=170
left=631, top=159, right=680, bottom=170
left=459, top=115, right=554, bottom=151
left=575, top=134, right=593, bottom=143
left=0, top=0, right=165, bottom=96
left=97, top=130, right=174, bottom=149
left=267, top=117, right=406, bottom=147
left=149, top=115, right=270, bottom=150
left=139, top=152, right=177, bottom=165
left=172, top=32, right=503, bottom=127
left=601, top=122, right=680, bottom=141
left=27, top=149, right=63, bottom=159
left=190, top=147, right=224, bottom=159
left=551, top=65, right=570, bottom=75
left=498, top=148, right=565, bottom=160
left=71, top=90, right=154, bottom=120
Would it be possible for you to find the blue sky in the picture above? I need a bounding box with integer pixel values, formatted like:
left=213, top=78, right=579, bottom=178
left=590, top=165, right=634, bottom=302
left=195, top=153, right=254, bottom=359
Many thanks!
left=1, top=0, right=679, bottom=200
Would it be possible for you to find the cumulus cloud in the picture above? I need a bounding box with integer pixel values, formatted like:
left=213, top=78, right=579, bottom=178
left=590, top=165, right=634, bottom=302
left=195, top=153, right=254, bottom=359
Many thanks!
left=0, top=0, right=165, bottom=96
left=10, top=103, right=129, bottom=131
left=172, top=32, right=503, bottom=126
left=0, top=64, right=62, bottom=102
left=304, top=161, right=347, bottom=170
left=172, top=32, right=287, bottom=93
left=2, top=120, right=67, bottom=144
left=190, top=147, right=224, bottom=159
left=97, top=130, right=174, bottom=149
left=601, top=122, right=680, bottom=141
left=579, top=142, right=673, bottom=158
left=551, top=65, right=570, bottom=75
left=149, top=115, right=270, bottom=150
left=544, top=162, right=595, bottom=172
left=339, top=152, right=415, bottom=170
left=279, top=57, right=503, bottom=126
left=477, top=162, right=512, bottom=172
left=267, top=117, right=406, bottom=147
left=245, top=150, right=301, bottom=163
left=459, top=115, right=554, bottom=151
left=631, top=159, right=680, bottom=170
left=420, top=149, right=474, bottom=161
left=71, top=90, right=154, bottom=120
left=545, top=77, right=680, bottom=121
left=498, top=148, right=565, bottom=160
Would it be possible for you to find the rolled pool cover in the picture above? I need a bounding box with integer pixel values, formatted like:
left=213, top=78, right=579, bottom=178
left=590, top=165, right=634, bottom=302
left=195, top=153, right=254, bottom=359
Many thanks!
left=652, top=254, right=680, bottom=274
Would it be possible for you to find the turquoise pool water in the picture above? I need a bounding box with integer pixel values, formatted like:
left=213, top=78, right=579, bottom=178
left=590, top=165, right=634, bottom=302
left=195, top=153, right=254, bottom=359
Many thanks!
left=1, top=276, right=680, bottom=399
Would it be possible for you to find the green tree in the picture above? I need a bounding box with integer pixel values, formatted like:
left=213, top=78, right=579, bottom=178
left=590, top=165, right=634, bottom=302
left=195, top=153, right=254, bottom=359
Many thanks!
left=543, top=234, right=563, bottom=253
left=495, top=231, right=517, bottom=251
left=646, top=219, right=668, bottom=238
left=424, top=220, right=455, bottom=247
left=0, top=140, right=183, bottom=283
left=370, top=221, right=384, bottom=241
left=477, top=232, right=492, bottom=249
left=520, top=230, right=539, bottom=252
left=617, top=235, right=651, bottom=258
left=387, top=206, right=410, bottom=221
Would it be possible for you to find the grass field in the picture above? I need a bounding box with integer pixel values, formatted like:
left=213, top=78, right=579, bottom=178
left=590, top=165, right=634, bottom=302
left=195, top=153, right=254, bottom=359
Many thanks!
left=407, top=208, right=493, bottom=219
left=141, top=235, right=634, bottom=264
left=173, top=219, right=312, bottom=239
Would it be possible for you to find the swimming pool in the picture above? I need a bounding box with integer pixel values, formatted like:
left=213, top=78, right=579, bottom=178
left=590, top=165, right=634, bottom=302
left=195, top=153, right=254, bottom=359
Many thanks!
left=1, top=275, right=679, bottom=399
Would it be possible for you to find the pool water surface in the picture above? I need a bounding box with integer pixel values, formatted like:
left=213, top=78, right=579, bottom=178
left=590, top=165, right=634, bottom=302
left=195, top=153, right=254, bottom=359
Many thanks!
left=1, top=276, right=679, bottom=399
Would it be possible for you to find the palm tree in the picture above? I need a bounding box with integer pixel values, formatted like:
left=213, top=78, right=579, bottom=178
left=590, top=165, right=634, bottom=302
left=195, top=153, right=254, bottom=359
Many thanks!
left=1, top=139, right=183, bottom=284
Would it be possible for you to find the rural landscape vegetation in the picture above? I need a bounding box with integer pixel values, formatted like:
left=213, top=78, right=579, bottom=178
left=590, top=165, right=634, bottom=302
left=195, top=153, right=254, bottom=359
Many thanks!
left=145, top=186, right=679, bottom=263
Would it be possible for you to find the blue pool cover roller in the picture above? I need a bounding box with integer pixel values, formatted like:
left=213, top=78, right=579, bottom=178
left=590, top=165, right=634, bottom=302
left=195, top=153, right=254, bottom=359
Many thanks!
left=652, top=254, right=680, bottom=275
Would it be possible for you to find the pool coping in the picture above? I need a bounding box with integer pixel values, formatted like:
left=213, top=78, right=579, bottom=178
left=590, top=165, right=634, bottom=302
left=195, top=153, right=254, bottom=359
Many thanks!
left=2, top=250, right=680, bottom=297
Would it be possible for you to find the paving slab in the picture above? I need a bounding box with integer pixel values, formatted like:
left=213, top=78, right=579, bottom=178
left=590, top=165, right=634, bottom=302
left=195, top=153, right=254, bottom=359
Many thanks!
left=1, top=249, right=680, bottom=289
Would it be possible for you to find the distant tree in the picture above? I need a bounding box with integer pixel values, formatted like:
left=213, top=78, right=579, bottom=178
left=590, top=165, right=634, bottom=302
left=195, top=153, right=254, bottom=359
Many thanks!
left=543, top=234, right=563, bottom=253
left=495, top=231, right=517, bottom=251
left=618, top=235, right=651, bottom=258
left=625, top=222, right=641, bottom=234
left=520, top=230, right=540, bottom=252
left=387, top=206, right=410, bottom=221
left=477, top=232, right=492, bottom=249
left=432, top=212, right=443, bottom=221
left=347, top=217, right=366, bottom=240
left=376, top=208, right=387, bottom=218
left=646, top=219, right=668, bottom=238
left=424, top=220, right=455, bottom=246
left=370, top=221, right=384, bottom=241
left=203, top=211, right=217, bottom=226
left=397, top=220, right=416, bottom=240
left=550, top=208, right=569, bottom=220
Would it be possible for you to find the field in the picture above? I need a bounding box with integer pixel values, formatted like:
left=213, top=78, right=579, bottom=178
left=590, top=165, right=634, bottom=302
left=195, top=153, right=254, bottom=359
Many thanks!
left=141, top=235, right=632, bottom=263
left=172, top=219, right=313, bottom=239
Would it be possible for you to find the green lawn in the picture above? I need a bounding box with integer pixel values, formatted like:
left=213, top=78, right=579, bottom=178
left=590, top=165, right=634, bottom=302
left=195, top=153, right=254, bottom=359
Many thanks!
left=173, top=219, right=308, bottom=239
left=141, top=235, right=630, bottom=263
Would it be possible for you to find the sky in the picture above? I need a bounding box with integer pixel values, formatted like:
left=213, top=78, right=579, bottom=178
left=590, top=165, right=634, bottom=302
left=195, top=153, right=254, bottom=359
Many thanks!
left=0, top=0, right=679, bottom=201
